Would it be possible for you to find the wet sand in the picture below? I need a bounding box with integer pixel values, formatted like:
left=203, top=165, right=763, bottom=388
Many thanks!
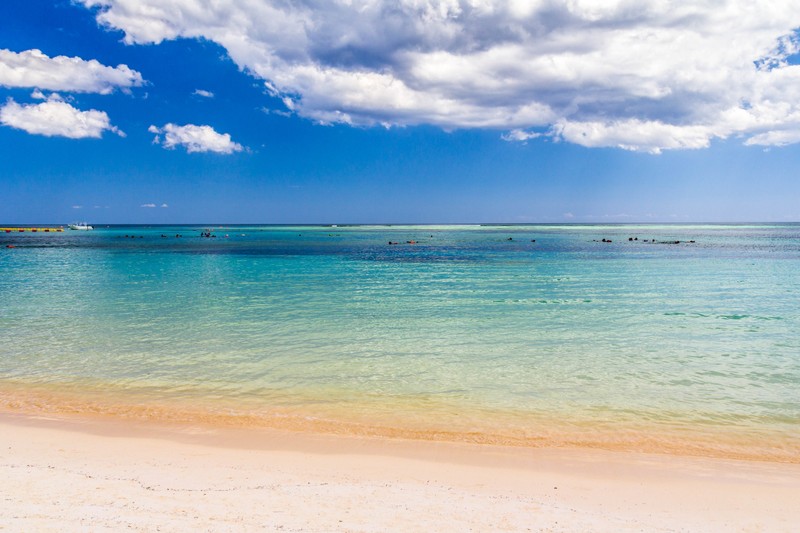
left=2, top=412, right=799, bottom=532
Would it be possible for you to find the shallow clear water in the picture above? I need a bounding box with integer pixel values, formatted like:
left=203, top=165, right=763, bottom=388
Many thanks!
left=1, top=224, right=799, bottom=459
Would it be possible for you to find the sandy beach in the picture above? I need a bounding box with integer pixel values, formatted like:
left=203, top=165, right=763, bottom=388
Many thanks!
left=2, top=413, right=798, bottom=532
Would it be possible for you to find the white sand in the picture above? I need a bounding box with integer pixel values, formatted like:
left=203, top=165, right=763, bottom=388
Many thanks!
left=1, top=413, right=799, bottom=532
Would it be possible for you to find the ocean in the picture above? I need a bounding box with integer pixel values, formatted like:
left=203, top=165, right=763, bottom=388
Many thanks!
left=1, top=224, right=798, bottom=461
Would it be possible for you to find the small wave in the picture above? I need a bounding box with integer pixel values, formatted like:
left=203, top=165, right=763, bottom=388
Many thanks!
left=490, top=298, right=593, bottom=305
left=718, top=314, right=784, bottom=321
left=664, top=312, right=784, bottom=321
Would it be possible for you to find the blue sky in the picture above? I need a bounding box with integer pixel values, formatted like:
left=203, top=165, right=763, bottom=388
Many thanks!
left=2, top=0, right=800, bottom=224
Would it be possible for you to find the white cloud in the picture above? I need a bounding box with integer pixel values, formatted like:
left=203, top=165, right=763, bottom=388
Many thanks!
left=80, top=1, right=800, bottom=151
left=501, top=129, right=541, bottom=143
left=72, top=205, right=83, bottom=209
left=149, top=123, right=243, bottom=154
left=0, top=95, right=124, bottom=138
left=0, top=48, right=144, bottom=94
left=141, top=203, right=156, bottom=208
left=160, top=203, right=168, bottom=207
left=744, top=128, right=800, bottom=147
left=193, top=89, right=214, bottom=98
left=551, top=119, right=714, bottom=154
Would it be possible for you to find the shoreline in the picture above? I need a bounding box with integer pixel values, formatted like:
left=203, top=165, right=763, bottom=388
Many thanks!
left=2, top=384, right=798, bottom=464
left=2, top=412, right=800, bottom=531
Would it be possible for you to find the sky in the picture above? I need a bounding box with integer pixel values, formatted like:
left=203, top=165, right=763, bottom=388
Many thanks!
left=2, top=0, right=800, bottom=224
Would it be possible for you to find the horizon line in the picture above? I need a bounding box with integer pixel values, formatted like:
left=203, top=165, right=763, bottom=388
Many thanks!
left=3, top=221, right=799, bottom=227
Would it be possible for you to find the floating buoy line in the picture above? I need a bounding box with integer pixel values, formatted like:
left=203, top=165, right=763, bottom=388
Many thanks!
left=1, top=227, right=64, bottom=233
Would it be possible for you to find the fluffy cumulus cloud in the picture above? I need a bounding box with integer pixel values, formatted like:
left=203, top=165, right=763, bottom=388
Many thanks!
left=0, top=48, right=144, bottom=94
left=81, top=0, right=800, bottom=152
left=0, top=94, right=124, bottom=138
left=149, top=123, right=243, bottom=153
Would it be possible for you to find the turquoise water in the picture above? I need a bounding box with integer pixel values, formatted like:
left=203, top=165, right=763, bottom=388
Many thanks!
left=1, top=224, right=799, bottom=459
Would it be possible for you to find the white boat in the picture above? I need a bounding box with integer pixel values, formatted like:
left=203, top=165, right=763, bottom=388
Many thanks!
left=68, top=222, right=93, bottom=230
